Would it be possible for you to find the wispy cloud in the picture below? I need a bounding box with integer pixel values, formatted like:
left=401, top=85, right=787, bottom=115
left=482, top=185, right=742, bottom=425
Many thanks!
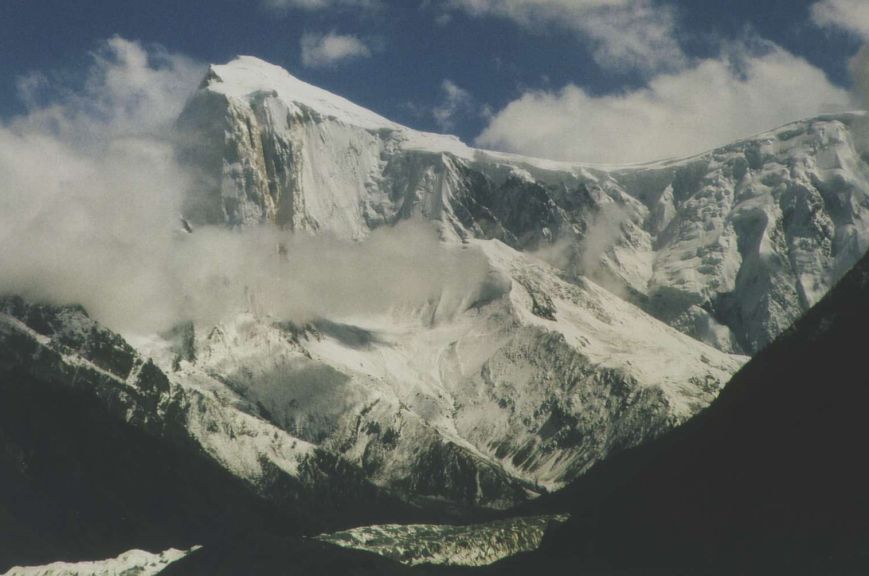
left=300, top=32, right=372, bottom=68
left=442, top=0, right=685, bottom=74
left=263, top=0, right=380, bottom=12
left=13, top=36, right=203, bottom=140
left=812, top=0, right=869, bottom=39
left=476, top=41, right=852, bottom=163
left=432, top=79, right=482, bottom=131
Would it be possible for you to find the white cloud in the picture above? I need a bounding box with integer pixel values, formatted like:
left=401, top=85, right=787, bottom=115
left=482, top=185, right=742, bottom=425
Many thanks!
left=263, top=0, right=380, bottom=11
left=433, top=79, right=476, bottom=130
left=445, top=0, right=685, bottom=74
left=812, top=0, right=869, bottom=39
left=476, top=43, right=852, bottom=164
left=0, top=37, right=202, bottom=331
left=300, top=32, right=372, bottom=68
left=0, top=37, right=490, bottom=335
left=15, top=36, right=203, bottom=142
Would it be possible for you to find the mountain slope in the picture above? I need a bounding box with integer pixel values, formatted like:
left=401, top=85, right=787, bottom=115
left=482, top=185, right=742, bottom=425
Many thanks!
left=0, top=297, right=419, bottom=570
left=166, top=55, right=869, bottom=508
left=139, top=236, right=741, bottom=507
left=160, top=58, right=752, bottom=507
left=0, top=319, right=286, bottom=570
left=177, top=57, right=869, bottom=355
left=490, top=243, right=869, bottom=574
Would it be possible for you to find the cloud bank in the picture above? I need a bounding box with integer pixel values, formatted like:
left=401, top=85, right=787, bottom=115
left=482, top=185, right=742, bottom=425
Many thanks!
left=476, top=42, right=853, bottom=164
left=0, top=37, right=491, bottom=335
left=300, top=32, right=372, bottom=68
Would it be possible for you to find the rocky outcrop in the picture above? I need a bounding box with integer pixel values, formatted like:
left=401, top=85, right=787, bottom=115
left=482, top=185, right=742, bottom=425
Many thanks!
left=318, top=514, right=569, bottom=567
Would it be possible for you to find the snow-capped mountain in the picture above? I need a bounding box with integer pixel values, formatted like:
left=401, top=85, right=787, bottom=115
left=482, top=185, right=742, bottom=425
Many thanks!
left=146, top=56, right=869, bottom=508
left=178, top=56, right=869, bottom=356
left=150, top=55, right=750, bottom=507
left=135, top=238, right=740, bottom=507
left=3, top=54, right=869, bottom=573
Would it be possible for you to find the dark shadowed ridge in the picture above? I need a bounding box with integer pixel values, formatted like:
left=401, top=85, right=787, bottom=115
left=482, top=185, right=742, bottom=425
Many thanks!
left=0, top=358, right=294, bottom=569
left=482, top=250, right=869, bottom=575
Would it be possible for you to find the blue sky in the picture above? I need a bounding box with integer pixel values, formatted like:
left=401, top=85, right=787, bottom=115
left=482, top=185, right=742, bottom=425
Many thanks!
left=1, top=0, right=867, bottom=163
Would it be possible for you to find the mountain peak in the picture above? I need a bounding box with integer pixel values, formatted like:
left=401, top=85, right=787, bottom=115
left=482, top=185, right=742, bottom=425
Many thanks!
left=198, top=56, right=863, bottom=174
left=204, top=56, right=400, bottom=132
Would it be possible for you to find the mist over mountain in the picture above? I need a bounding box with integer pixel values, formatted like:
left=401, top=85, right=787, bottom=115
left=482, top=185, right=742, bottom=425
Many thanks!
left=0, top=39, right=491, bottom=336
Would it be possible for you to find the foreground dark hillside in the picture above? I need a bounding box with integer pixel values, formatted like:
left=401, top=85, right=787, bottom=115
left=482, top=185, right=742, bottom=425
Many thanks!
left=488, top=251, right=869, bottom=575
left=0, top=363, right=293, bottom=569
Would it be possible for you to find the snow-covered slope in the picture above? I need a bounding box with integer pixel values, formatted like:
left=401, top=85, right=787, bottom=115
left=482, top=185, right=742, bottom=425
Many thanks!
left=1, top=547, right=198, bottom=576
left=154, top=56, right=869, bottom=507
left=138, top=238, right=741, bottom=505
left=512, top=234, right=869, bottom=576
left=177, top=57, right=869, bottom=354
left=612, top=118, right=869, bottom=353
left=11, top=54, right=847, bottom=512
